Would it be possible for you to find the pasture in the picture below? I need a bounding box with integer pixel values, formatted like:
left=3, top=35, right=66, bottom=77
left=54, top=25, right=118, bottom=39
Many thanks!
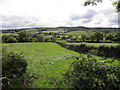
left=3, top=42, right=120, bottom=88
left=66, top=30, right=93, bottom=36
left=66, top=42, right=119, bottom=47
left=4, top=42, right=79, bottom=87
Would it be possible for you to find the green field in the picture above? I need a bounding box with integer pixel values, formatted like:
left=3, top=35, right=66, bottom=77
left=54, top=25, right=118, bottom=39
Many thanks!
left=42, top=31, right=64, bottom=33
left=3, top=42, right=120, bottom=88
left=4, top=42, right=79, bottom=88
left=66, top=43, right=119, bottom=47
left=66, top=30, right=93, bottom=36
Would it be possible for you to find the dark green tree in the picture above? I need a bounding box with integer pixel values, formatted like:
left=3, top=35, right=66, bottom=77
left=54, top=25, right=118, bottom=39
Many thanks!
left=18, top=31, right=30, bottom=42
left=90, top=34, right=95, bottom=42
left=94, top=31, right=104, bottom=42
left=105, top=33, right=114, bottom=41
left=113, top=31, right=120, bottom=42
left=36, top=34, right=45, bottom=42
left=2, top=35, right=17, bottom=43
left=81, top=34, right=87, bottom=42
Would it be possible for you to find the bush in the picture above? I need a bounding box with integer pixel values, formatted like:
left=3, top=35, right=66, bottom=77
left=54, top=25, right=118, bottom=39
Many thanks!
left=97, top=45, right=120, bottom=59
left=2, top=47, right=35, bottom=88
left=2, top=35, right=17, bottom=43
left=56, top=55, right=120, bottom=89
left=56, top=42, right=120, bottom=59
left=36, top=34, right=45, bottom=42
left=18, top=31, right=30, bottom=42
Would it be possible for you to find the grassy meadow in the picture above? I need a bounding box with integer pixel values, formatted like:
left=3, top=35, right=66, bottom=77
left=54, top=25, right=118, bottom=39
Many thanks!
left=4, top=42, right=79, bottom=87
left=2, top=27, right=120, bottom=88
left=3, top=42, right=120, bottom=88
left=66, top=30, right=94, bottom=36
left=66, top=42, right=119, bottom=47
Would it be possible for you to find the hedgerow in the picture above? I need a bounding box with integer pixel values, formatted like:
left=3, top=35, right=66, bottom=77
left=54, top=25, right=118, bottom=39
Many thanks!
left=55, top=55, right=120, bottom=89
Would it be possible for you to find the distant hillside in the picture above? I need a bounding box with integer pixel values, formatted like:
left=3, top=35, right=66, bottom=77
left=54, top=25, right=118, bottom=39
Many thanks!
left=2, top=26, right=119, bottom=33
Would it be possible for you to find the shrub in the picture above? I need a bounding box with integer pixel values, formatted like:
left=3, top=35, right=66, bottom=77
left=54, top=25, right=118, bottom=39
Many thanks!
left=36, top=34, right=45, bottom=42
left=2, top=47, right=35, bottom=88
left=56, top=55, right=120, bottom=89
left=18, top=31, right=30, bottom=42
left=97, top=45, right=120, bottom=59
left=2, top=35, right=17, bottom=43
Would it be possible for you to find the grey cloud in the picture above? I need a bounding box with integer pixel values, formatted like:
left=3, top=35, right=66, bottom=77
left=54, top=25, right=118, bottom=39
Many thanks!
left=0, top=15, right=41, bottom=29
left=70, top=9, right=96, bottom=21
left=101, top=8, right=115, bottom=15
left=81, top=19, right=92, bottom=23
left=81, top=9, right=96, bottom=19
left=109, top=13, right=119, bottom=25
left=69, top=9, right=96, bottom=26
left=71, top=15, right=81, bottom=20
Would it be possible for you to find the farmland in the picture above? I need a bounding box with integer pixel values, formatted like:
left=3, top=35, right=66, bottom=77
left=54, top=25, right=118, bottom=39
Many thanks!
left=3, top=42, right=120, bottom=88
left=4, top=42, right=79, bottom=88
left=66, top=42, right=119, bottom=47
left=2, top=27, right=120, bottom=88
left=66, top=30, right=94, bottom=36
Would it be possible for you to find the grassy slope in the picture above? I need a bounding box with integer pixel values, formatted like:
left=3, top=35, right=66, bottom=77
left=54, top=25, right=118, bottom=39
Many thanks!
left=66, top=43, right=119, bottom=47
left=66, top=30, right=93, bottom=36
left=3, top=42, right=120, bottom=88
left=4, top=42, right=79, bottom=88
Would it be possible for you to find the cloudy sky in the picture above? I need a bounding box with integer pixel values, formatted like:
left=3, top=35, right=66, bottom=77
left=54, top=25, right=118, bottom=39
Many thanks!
left=0, top=0, right=119, bottom=30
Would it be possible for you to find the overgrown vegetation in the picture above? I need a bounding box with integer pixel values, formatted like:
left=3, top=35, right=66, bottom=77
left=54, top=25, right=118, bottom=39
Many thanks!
left=2, top=47, right=35, bottom=88
left=55, top=55, right=120, bottom=89
left=57, top=42, right=120, bottom=59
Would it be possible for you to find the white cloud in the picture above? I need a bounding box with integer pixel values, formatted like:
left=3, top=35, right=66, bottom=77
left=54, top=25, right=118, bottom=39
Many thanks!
left=0, top=0, right=119, bottom=29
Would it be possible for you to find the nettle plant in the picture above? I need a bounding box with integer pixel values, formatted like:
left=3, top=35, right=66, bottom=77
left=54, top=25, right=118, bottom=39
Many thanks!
left=56, top=55, right=120, bottom=89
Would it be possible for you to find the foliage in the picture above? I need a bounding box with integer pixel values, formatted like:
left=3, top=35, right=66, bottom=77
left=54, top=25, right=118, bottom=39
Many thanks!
left=84, top=0, right=102, bottom=6
left=2, top=35, right=17, bottom=43
left=33, top=34, right=45, bottom=42
left=18, top=31, right=30, bottom=42
left=90, top=34, right=95, bottom=42
left=105, top=33, right=114, bottom=41
left=94, top=31, right=104, bottom=42
left=113, top=0, right=120, bottom=13
left=56, top=55, right=120, bottom=89
left=2, top=47, right=35, bottom=88
left=36, top=34, right=45, bottom=42
left=84, top=0, right=120, bottom=13
left=81, top=34, right=87, bottom=42
left=57, top=42, right=120, bottom=59
left=113, top=32, right=120, bottom=42
left=97, top=45, right=120, bottom=59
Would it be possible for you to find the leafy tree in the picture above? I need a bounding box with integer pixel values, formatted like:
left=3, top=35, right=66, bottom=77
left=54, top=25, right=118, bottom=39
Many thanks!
left=94, top=31, right=104, bottom=42
left=2, top=35, right=17, bottom=43
left=18, top=31, right=30, bottom=42
left=36, top=34, right=45, bottom=42
left=81, top=34, right=87, bottom=42
left=90, top=34, right=95, bottom=42
left=105, top=33, right=114, bottom=41
left=113, top=0, right=120, bottom=13
left=113, top=31, right=120, bottom=42
left=84, top=0, right=120, bottom=13
left=50, top=36, right=56, bottom=42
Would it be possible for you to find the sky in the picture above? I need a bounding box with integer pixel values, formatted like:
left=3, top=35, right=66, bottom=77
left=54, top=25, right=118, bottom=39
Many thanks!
left=0, top=0, right=119, bottom=30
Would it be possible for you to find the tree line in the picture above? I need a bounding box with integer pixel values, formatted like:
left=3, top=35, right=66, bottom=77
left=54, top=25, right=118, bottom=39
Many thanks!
left=2, top=30, right=120, bottom=43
